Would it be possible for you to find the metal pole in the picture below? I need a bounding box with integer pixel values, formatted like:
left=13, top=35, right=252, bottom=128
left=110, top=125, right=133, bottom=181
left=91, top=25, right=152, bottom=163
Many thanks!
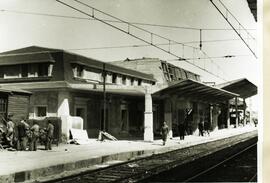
left=227, top=100, right=230, bottom=128
left=199, top=29, right=202, bottom=50
left=235, top=97, right=238, bottom=128
left=243, top=98, right=246, bottom=126
left=103, top=63, right=106, bottom=131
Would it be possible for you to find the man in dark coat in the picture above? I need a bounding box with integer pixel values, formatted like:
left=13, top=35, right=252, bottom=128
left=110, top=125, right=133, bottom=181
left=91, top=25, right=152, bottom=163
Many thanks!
left=178, top=123, right=185, bottom=140
left=198, top=120, right=204, bottom=136
left=45, top=120, right=54, bottom=150
left=17, top=119, right=29, bottom=150
left=161, top=122, right=169, bottom=145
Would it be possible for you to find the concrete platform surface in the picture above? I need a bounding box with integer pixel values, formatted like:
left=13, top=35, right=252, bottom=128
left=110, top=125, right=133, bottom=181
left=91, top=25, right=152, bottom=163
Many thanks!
left=0, top=126, right=257, bottom=183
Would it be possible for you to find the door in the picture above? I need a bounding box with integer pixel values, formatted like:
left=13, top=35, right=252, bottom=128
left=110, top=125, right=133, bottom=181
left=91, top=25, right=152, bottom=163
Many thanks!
left=120, top=104, right=129, bottom=132
left=75, top=106, right=87, bottom=129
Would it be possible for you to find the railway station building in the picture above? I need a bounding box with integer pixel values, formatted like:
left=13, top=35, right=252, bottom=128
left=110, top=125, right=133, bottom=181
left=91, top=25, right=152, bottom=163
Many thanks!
left=0, top=46, right=256, bottom=141
left=112, top=58, right=240, bottom=139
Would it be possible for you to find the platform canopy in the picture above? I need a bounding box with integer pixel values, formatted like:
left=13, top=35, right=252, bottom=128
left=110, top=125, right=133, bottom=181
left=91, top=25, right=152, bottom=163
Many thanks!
left=153, top=79, right=238, bottom=103
left=217, top=78, right=257, bottom=99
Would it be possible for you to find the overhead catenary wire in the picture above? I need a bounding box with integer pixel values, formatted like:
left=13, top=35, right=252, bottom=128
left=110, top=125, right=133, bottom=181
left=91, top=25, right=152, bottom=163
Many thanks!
left=0, top=9, right=257, bottom=31
left=56, top=0, right=227, bottom=81
left=209, top=0, right=257, bottom=59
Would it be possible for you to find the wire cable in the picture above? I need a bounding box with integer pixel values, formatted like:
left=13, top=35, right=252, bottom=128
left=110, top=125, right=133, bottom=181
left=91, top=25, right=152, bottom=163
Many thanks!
left=210, top=0, right=257, bottom=59
left=56, top=0, right=227, bottom=81
left=0, top=9, right=256, bottom=31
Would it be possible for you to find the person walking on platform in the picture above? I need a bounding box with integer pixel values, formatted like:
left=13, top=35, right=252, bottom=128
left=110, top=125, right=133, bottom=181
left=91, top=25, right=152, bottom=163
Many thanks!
left=45, top=120, right=54, bottom=150
left=161, top=122, right=169, bottom=146
left=30, top=122, right=40, bottom=151
left=17, top=119, right=29, bottom=151
left=198, top=120, right=204, bottom=137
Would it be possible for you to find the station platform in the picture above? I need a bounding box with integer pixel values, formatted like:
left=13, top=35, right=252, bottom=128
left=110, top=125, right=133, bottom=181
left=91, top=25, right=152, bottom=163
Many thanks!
left=0, top=126, right=257, bottom=183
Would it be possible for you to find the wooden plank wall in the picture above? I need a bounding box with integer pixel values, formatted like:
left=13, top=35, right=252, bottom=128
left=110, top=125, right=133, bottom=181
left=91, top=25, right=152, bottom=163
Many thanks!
left=8, top=94, right=30, bottom=124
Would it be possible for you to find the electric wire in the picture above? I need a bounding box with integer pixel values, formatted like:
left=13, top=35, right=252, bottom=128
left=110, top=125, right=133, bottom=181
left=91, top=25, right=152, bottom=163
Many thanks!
left=210, top=0, right=257, bottom=58
left=0, top=9, right=256, bottom=31
left=56, top=0, right=227, bottom=81
left=217, top=0, right=256, bottom=40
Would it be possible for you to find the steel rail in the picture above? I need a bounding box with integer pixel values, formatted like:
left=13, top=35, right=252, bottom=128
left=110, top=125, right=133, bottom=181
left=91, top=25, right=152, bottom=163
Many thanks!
left=183, top=142, right=257, bottom=182
left=44, top=132, right=257, bottom=183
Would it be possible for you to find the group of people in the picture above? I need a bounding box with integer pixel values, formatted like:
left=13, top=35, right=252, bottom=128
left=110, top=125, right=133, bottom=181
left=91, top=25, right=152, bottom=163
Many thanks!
left=0, top=114, right=54, bottom=151
left=198, top=119, right=210, bottom=137
left=160, top=119, right=211, bottom=146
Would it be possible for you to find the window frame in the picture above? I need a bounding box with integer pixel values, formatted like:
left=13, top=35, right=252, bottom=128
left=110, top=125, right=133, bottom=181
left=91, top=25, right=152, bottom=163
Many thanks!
left=34, top=105, right=48, bottom=119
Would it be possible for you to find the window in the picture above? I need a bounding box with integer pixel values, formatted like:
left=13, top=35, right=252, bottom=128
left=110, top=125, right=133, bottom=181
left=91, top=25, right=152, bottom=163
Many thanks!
left=73, top=65, right=84, bottom=78
left=35, top=106, right=47, bottom=117
left=4, top=65, right=20, bottom=78
left=38, top=63, right=49, bottom=76
left=28, top=64, right=38, bottom=77
left=122, top=76, right=126, bottom=85
left=0, top=67, right=4, bottom=78
left=77, top=65, right=83, bottom=78
left=130, top=78, right=134, bottom=85
left=21, top=64, right=28, bottom=78
left=138, top=79, right=142, bottom=86
left=112, top=74, right=117, bottom=84
left=0, top=98, right=7, bottom=118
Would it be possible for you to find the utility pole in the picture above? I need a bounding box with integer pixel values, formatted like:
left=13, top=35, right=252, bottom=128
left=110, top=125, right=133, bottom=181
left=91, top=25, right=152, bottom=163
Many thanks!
left=103, top=63, right=106, bottom=131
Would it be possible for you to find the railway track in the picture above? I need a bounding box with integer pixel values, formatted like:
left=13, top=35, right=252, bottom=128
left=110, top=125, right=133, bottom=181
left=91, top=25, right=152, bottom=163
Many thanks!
left=45, top=131, right=257, bottom=183
left=183, top=142, right=257, bottom=182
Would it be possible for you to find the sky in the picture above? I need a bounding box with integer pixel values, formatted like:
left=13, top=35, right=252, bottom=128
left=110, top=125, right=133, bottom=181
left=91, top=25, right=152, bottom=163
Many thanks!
left=0, top=0, right=260, bottom=109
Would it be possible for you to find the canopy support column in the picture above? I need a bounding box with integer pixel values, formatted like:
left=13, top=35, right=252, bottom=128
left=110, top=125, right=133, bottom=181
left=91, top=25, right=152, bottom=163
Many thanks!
left=144, top=87, right=153, bottom=142
left=235, top=97, right=239, bottom=128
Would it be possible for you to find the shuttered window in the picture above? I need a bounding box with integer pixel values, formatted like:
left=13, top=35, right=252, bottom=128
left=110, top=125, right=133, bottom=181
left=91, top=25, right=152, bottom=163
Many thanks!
left=0, top=98, right=7, bottom=119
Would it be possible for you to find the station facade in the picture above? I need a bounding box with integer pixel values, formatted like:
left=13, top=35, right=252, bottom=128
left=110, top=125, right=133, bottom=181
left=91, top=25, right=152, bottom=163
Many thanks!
left=0, top=46, right=256, bottom=141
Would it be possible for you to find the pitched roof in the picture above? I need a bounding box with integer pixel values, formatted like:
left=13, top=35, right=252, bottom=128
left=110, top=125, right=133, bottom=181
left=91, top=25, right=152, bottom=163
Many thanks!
left=0, top=46, right=61, bottom=55
left=154, top=79, right=238, bottom=103
left=0, top=46, right=156, bottom=82
left=68, top=52, right=156, bottom=81
left=247, top=0, right=257, bottom=21
left=216, top=78, right=257, bottom=98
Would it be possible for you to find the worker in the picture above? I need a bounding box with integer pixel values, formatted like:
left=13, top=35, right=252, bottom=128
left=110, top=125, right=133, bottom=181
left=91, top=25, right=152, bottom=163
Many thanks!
left=160, top=122, right=169, bottom=146
left=30, top=122, right=40, bottom=151
left=6, top=114, right=15, bottom=147
left=17, top=118, right=29, bottom=151
left=198, top=119, right=204, bottom=137
left=45, top=120, right=54, bottom=150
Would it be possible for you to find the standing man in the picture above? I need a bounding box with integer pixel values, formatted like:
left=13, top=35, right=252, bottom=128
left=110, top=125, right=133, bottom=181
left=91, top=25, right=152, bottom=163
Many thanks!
left=6, top=114, right=15, bottom=147
left=198, top=119, right=204, bottom=136
left=17, top=118, right=29, bottom=151
left=178, top=122, right=185, bottom=140
left=30, top=122, right=40, bottom=151
left=45, top=120, right=54, bottom=150
left=160, top=122, right=169, bottom=146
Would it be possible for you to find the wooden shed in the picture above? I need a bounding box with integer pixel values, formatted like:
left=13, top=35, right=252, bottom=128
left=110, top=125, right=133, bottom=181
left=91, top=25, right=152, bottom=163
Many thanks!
left=0, top=87, right=31, bottom=125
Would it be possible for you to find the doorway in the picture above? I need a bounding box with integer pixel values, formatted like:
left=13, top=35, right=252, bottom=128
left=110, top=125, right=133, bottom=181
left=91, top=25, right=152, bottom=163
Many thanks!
left=74, top=106, right=87, bottom=129
left=120, top=104, right=129, bottom=132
